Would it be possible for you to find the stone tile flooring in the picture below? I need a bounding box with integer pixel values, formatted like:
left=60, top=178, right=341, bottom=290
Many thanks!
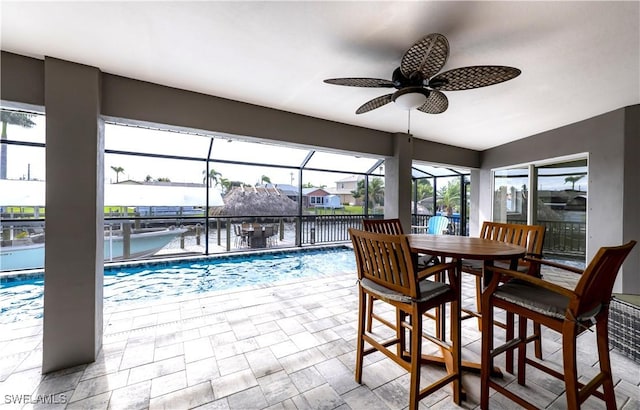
left=1, top=267, right=638, bottom=409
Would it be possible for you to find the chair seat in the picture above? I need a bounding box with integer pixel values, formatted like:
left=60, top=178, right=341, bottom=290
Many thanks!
left=360, top=277, right=450, bottom=304
left=461, top=259, right=483, bottom=274
left=462, top=259, right=530, bottom=275
left=495, top=280, right=601, bottom=321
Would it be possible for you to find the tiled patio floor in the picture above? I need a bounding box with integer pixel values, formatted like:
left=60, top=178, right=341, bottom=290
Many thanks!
left=1, top=267, right=638, bottom=409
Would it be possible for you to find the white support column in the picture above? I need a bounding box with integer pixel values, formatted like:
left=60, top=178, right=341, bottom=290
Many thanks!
left=384, top=133, right=413, bottom=232
left=43, top=57, right=104, bottom=373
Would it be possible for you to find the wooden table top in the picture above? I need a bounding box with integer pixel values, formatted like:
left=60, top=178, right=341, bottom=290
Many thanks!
left=407, top=234, right=526, bottom=260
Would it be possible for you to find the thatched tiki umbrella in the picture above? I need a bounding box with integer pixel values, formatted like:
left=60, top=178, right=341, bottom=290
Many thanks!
left=210, top=186, right=298, bottom=216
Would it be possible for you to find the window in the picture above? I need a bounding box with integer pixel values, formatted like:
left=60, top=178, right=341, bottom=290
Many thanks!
left=1, top=109, right=47, bottom=271
left=492, top=156, right=588, bottom=262
left=493, top=167, right=529, bottom=223
left=536, top=159, right=587, bottom=260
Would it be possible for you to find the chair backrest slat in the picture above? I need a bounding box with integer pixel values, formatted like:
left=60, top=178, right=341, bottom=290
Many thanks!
left=349, top=228, right=418, bottom=298
left=480, top=222, right=546, bottom=273
left=572, top=241, right=636, bottom=317
left=362, top=218, right=404, bottom=235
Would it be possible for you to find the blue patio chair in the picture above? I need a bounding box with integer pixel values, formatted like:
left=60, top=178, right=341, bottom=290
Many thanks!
left=426, top=215, right=450, bottom=235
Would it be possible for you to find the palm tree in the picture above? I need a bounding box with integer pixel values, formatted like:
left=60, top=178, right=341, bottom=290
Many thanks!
left=219, top=177, right=230, bottom=194
left=203, top=168, right=222, bottom=188
left=110, top=166, right=125, bottom=183
left=1, top=110, right=36, bottom=179
left=416, top=179, right=434, bottom=200
left=564, top=174, right=585, bottom=191
left=260, top=175, right=271, bottom=185
left=368, top=177, right=385, bottom=209
left=437, top=180, right=461, bottom=215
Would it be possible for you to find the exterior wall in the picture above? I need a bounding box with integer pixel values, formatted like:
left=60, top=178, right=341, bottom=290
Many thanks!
left=480, top=107, right=640, bottom=294
left=330, top=176, right=362, bottom=206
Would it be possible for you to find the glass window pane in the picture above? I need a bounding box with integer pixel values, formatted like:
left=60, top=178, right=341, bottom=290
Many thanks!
left=105, top=123, right=211, bottom=158
left=367, top=175, right=385, bottom=215
left=493, top=167, right=529, bottom=223
left=1, top=110, right=46, bottom=271
left=413, top=177, right=434, bottom=215
left=211, top=161, right=298, bottom=189
left=412, top=163, right=468, bottom=177
left=105, top=153, right=206, bottom=185
left=0, top=110, right=44, bottom=144
left=301, top=170, right=366, bottom=215
left=304, top=151, right=381, bottom=173
left=536, top=159, right=587, bottom=261
left=209, top=138, right=310, bottom=167
left=2, top=144, right=46, bottom=182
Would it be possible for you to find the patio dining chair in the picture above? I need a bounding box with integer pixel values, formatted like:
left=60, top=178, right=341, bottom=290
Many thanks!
left=361, top=218, right=440, bottom=333
left=461, top=221, right=546, bottom=373
left=264, top=225, right=275, bottom=247
left=480, top=240, right=636, bottom=410
left=349, top=228, right=462, bottom=409
left=233, top=224, right=247, bottom=248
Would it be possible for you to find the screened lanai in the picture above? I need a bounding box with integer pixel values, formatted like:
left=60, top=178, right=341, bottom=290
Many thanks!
left=1, top=112, right=472, bottom=271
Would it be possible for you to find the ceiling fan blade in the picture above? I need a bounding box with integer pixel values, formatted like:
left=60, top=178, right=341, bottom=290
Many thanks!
left=324, top=78, right=395, bottom=88
left=417, top=90, right=449, bottom=114
left=430, top=66, right=521, bottom=91
left=400, top=33, right=449, bottom=79
left=356, top=94, right=394, bottom=114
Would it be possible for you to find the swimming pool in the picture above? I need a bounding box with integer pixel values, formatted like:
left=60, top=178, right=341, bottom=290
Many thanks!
left=0, top=247, right=356, bottom=325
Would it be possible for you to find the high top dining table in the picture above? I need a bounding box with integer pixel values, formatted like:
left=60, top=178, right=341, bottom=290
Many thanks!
left=407, top=234, right=526, bottom=397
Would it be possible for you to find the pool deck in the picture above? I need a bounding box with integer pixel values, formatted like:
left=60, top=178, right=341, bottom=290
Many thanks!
left=0, top=268, right=638, bottom=409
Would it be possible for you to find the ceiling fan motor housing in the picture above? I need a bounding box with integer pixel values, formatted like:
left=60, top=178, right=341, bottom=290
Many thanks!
left=392, top=67, right=425, bottom=88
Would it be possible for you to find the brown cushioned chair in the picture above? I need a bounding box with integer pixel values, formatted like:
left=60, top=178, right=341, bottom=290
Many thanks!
left=480, top=240, right=636, bottom=410
left=349, top=228, right=462, bottom=409
left=362, top=218, right=439, bottom=333
left=461, top=221, right=545, bottom=372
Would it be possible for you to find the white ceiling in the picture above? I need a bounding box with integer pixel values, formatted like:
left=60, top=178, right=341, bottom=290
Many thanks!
left=1, top=1, right=638, bottom=151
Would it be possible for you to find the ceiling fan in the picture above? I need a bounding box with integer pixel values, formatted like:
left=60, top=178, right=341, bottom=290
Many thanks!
left=324, top=33, right=521, bottom=115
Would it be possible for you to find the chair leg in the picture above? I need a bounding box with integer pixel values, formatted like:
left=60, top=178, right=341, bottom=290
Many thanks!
left=533, top=322, right=543, bottom=360
left=562, top=323, right=580, bottom=409
left=596, top=318, right=617, bottom=410
left=408, top=305, right=422, bottom=410
left=355, top=288, right=366, bottom=384
left=450, top=287, right=462, bottom=405
left=517, top=316, right=527, bottom=385
left=475, top=275, right=483, bottom=330
left=506, top=311, right=515, bottom=374
left=398, top=309, right=407, bottom=359
left=480, top=297, right=494, bottom=409
left=366, top=296, right=375, bottom=332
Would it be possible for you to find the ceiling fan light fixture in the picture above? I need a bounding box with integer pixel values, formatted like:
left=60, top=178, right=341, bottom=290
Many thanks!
left=392, top=87, right=429, bottom=110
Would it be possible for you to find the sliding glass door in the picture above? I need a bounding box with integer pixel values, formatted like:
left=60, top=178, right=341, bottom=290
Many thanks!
left=492, top=157, right=587, bottom=262
left=493, top=167, right=529, bottom=224
left=536, top=159, right=587, bottom=260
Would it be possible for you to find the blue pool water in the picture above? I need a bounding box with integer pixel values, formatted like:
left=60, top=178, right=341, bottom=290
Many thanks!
left=0, top=247, right=356, bottom=325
